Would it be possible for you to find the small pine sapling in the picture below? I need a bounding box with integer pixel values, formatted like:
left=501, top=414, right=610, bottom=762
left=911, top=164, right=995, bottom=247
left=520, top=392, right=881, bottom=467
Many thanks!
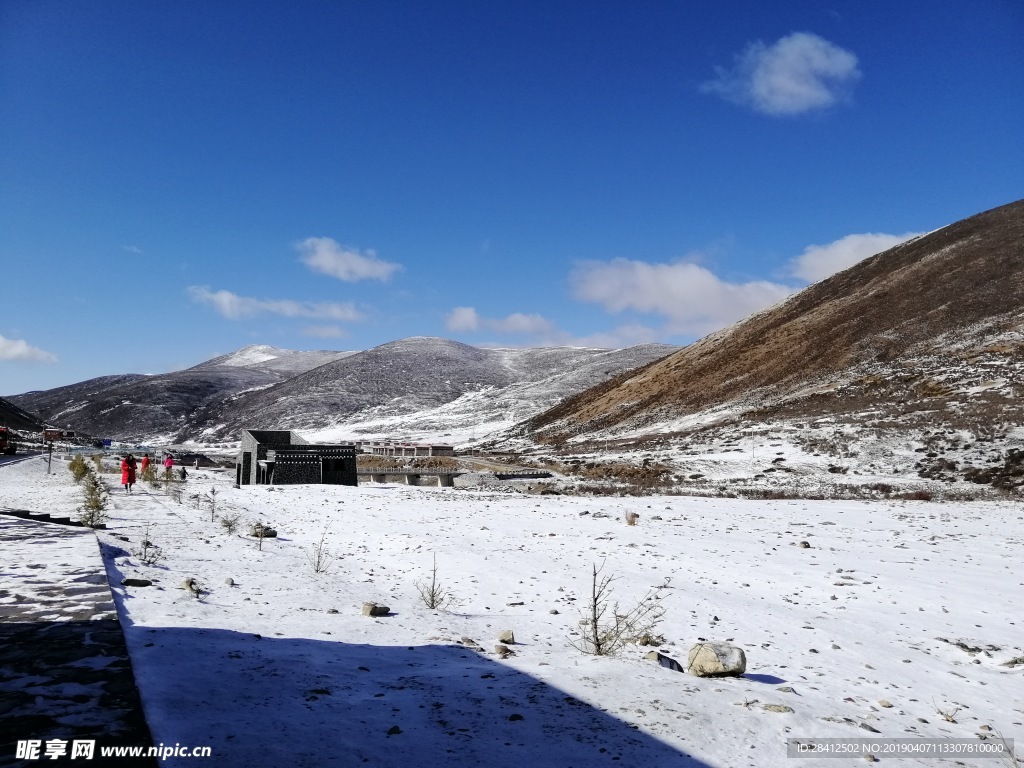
left=415, top=553, right=459, bottom=611
left=219, top=512, right=240, bottom=536
left=68, top=455, right=89, bottom=482
left=133, top=522, right=163, bottom=566
left=77, top=469, right=109, bottom=528
left=205, top=487, right=219, bottom=522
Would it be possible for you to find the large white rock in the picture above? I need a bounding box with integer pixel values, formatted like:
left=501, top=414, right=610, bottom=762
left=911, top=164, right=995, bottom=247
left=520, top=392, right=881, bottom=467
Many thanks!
left=686, top=642, right=747, bottom=677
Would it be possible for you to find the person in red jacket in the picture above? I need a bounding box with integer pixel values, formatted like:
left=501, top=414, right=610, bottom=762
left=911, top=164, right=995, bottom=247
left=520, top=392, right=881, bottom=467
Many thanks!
left=140, top=453, right=151, bottom=475
left=121, top=454, right=137, bottom=493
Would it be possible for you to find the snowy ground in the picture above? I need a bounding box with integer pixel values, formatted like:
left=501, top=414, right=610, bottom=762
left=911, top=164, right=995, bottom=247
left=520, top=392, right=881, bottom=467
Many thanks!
left=2, top=456, right=1022, bottom=767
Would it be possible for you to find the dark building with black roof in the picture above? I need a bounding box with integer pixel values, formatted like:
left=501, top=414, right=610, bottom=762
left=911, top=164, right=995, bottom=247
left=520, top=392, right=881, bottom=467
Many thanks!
left=236, top=430, right=356, bottom=487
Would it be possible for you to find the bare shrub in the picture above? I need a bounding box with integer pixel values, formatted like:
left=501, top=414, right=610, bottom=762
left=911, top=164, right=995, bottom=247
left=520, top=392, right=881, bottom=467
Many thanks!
left=306, top=524, right=334, bottom=574
left=205, top=487, right=219, bottom=521
left=569, top=561, right=666, bottom=656
left=165, top=482, right=183, bottom=504
left=415, top=553, right=459, bottom=611
left=899, top=489, right=934, bottom=501
left=133, top=523, right=163, bottom=566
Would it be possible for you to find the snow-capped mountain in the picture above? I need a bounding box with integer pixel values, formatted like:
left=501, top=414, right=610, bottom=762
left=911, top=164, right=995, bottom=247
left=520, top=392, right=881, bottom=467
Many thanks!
left=183, top=338, right=679, bottom=444
left=8, top=339, right=677, bottom=445
left=7, top=347, right=355, bottom=442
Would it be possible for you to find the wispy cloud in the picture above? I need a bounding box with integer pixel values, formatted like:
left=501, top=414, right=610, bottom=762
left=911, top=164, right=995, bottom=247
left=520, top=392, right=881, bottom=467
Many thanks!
left=187, top=286, right=362, bottom=322
left=444, top=307, right=555, bottom=336
left=0, top=334, right=57, bottom=363
left=121, top=245, right=143, bottom=255
left=298, top=237, right=402, bottom=282
left=788, top=232, right=924, bottom=282
left=302, top=325, right=348, bottom=339
left=702, top=32, right=861, bottom=115
left=445, top=306, right=658, bottom=349
left=570, top=258, right=794, bottom=336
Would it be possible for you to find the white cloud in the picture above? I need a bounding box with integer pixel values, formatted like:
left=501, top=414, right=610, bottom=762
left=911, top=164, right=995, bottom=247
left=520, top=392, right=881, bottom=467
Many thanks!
left=0, top=334, right=57, bottom=363
left=301, top=325, right=348, bottom=339
left=490, top=313, right=556, bottom=335
left=187, top=286, right=362, bottom=322
left=555, top=324, right=660, bottom=349
left=445, top=307, right=556, bottom=337
left=446, top=304, right=661, bottom=350
left=444, top=306, right=481, bottom=332
left=570, top=258, right=794, bottom=336
left=789, top=232, right=924, bottom=282
left=702, top=32, right=861, bottom=115
left=298, top=237, right=402, bottom=282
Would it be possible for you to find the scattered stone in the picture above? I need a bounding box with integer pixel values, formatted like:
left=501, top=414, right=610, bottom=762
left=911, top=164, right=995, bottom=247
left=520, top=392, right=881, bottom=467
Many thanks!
left=878, top=700, right=893, bottom=708
left=224, top=577, right=234, bottom=586
left=181, top=577, right=202, bottom=598
left=798, top=541, right=811, bottom=549
left=508, top=714, right=524, bottom=721
left=549, top=609, right=560, bottom=615
left=777, top=686, right=795, bottom=694
left=495, top=645, right=513, bottom=658
left=763, top=704, right=794, bottom=713
left=361, top=602, right=390, bottom=617
left=507, top=601, right=524, bottom=606
left=327, top=608, right=339, bottom=614
left=686, top=642, right=746, bottom=677
left=249, top=522, right=278, bottom=538
left=859, top=723, right=881, bottom=733
left=498, top=630, right=515, bottom=644
left=644, top=651, right=684, bottom=673
left=386, top=725, right=401, bottom=736
left=121, top=578, right=152, bottom=587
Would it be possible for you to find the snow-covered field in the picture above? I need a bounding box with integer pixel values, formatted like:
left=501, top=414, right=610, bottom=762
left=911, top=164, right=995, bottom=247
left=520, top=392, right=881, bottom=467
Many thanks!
left=3, top=457, right=1022, bottom=767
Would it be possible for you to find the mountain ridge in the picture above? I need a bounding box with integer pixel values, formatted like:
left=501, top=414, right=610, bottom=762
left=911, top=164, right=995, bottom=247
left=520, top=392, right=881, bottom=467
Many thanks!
left=510, top=199, right=1024, bottom=464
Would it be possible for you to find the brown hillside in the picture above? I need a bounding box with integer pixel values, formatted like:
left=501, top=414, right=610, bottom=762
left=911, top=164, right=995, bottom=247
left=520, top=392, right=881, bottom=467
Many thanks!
left=523, top=199, right=1024, bottom=440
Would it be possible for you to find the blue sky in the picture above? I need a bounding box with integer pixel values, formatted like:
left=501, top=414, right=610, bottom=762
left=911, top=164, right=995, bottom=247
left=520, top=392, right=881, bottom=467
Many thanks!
left=2, top=0, right=1021, bottom=394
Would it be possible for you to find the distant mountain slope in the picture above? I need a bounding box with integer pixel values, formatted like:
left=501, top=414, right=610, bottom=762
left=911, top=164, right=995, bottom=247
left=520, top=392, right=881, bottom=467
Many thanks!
left=0, top=395, right=48, bottom=432
left=516, top=199, right=1024, bottom=444
left=8, top=347, right=354, bottom=441
left=190, top=345, right=356, bottom=376
left=184, top=337, right=678, bottom=442
left=7, top=339, right=677, bottom=444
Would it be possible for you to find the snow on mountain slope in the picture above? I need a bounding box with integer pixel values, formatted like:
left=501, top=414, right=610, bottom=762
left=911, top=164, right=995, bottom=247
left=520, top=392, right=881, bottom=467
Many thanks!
left=188, top=338, right=678, bottom=444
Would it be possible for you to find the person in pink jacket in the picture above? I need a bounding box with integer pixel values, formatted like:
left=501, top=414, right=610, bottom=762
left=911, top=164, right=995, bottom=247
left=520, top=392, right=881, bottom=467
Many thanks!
left=163, top=453, right=174, bottom=470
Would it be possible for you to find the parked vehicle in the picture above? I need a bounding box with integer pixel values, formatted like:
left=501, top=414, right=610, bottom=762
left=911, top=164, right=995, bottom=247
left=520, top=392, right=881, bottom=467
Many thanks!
left=0, top=427, right=17, bottom=455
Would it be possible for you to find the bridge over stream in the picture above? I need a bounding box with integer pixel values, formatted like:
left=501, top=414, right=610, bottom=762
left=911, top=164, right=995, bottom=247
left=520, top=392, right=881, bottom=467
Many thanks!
left=356, top=469, right=552, bottom=487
